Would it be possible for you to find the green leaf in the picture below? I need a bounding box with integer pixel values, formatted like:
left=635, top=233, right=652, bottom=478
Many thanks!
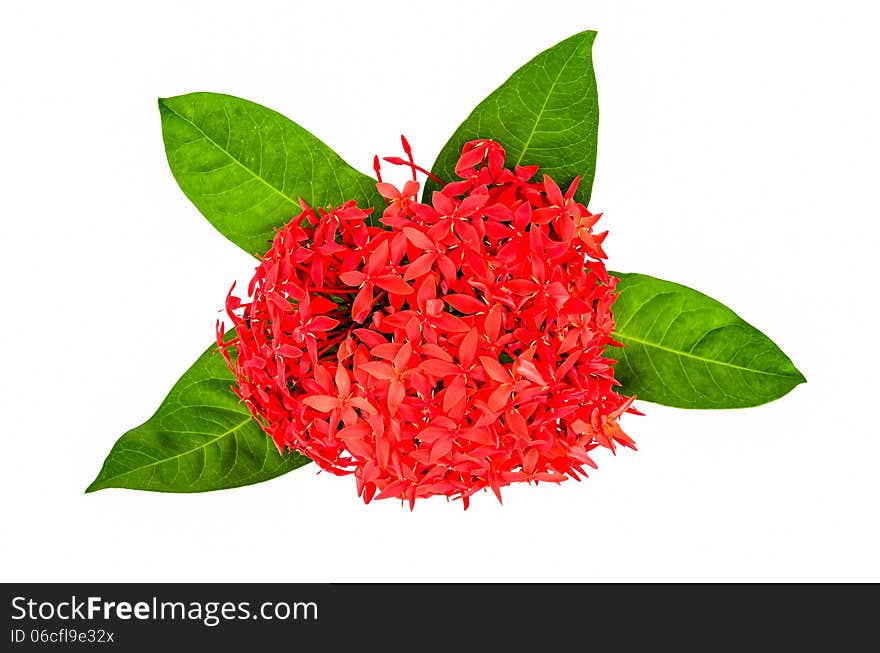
left=86, top=334, right=310, bottom=493
left=607, top=272, right=805, bottom=409
left=159, top=92, right=383, bottom=256
left=425, top=31, right=599, bottom=205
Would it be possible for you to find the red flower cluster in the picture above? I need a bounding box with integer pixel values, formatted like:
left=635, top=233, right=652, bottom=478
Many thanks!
left=218, top=139, right=636, bottom=508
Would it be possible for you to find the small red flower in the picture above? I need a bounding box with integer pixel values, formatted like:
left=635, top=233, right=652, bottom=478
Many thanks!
left=218, top=138, right=637, bottom=508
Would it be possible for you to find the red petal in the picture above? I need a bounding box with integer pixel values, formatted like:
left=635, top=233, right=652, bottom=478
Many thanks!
left=403, top=253, right=434, bottom=281
left=485, top=222, right=513, bottom=239
left=387, top=379, right=406, bottom=413
left=483, top=305, right=502, bottom=342
left=444, top=294, right=485, bottom=314
left=543, top=175, right=564, bottom=205
left=513, top=202, right=532, bottom=229
left=351, top=284, right=374, bottom=323
left=425, top=298, right=444, bottom=317
left=335, top=365, right=350, bottom=398
left=376, top=480, right=409, bottom=500
left=358, top=361, right=394, bottom=380
left=380, top=311, right=412, bottom=329
left=402, top=179, right=420, bottom=197
left=458, top=328, right=478, bottom=367
left=309, top=316, right=339, bottom=331
left=415, top=274, right=437, bottom=308
left=506, top=409, right=529, bottom=441
left=402, top=226, right=435, bottom=250
left=418, top=426, right=451, bottom=443
left=372, top=343, right=401, bottom=360
left=376, top=182, right=401, bottom=200
left=455, top=146, right=485, bottom=175
left=339, top=270, right=365, bottom=286
left=419, top=359, right=460, bottom=378
left=482, top=203, right=513, bottom=221
left=342, top=437, right=374, bottom=460
left=410, top=203, right=440, bottom=222
left=267, top=293, right=295, bottom=313
left=376, top=435, right=391, bottom=470
left=354, top=328, right=388, bottom=348
left=302, top=395, right=341, bottom=412
left=522, top=449, right=539, bottom=475
left=488, top=466, right=503, bottom=505
left=555, top=216, right=575, bottom=242
left=348, top=397, right=377, bottom=414
left=443, top=375, right=467, bottom=414
left=311, top=296, right=338, bottom=313
left=391, top=231, right=408, bottom=263
left=374, top=275, right=413, bottom=295
left=429, top=438, right=454, bottom=463
left=313, top=364, right=334, bottom=393
left=367, top=239, right=390, bottom=276
left=431, top=191, right=455, bottom=215
left=565, top=175, right=581, bottom=201
left=459, top=427, right=495, bottom=446
left=516, top=359, right=547, bottom=386
left=437, top=256, right=458, bottom=284
left=459, top=193, right=487, bottom=216
left=506, top=279, right=538, bottom=295
left=479, top=356, right=509, bottom=383
left=337, top=423, right=372, bottom=438
left=419, top=343, right=453, bottom=362
left=435, top=313, right=470, bottom=333
left=487, top=385, right=511, bottom=413
left=393, top=341, right=413, bottom=369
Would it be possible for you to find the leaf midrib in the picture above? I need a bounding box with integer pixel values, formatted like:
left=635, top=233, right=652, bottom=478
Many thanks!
left=512, top=44, right=583, bottom=167
left=160, top=99, right=298, bottom=207
left=611, top=331, right=801, bottom=380
left=90, top=415, right=254, bottom=489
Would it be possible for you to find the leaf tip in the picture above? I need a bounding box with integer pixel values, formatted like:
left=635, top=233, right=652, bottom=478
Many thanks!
left=157, top=97, right=174, bottom=120
left=782, top=356, right=806, bottom=387
left=569, top=29, right=598, bottom=46
left=84, top=479, right=102, bottom=494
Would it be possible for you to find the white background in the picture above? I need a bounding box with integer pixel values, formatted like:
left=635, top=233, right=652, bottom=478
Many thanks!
left=2, top=0, right=878, bottom=582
